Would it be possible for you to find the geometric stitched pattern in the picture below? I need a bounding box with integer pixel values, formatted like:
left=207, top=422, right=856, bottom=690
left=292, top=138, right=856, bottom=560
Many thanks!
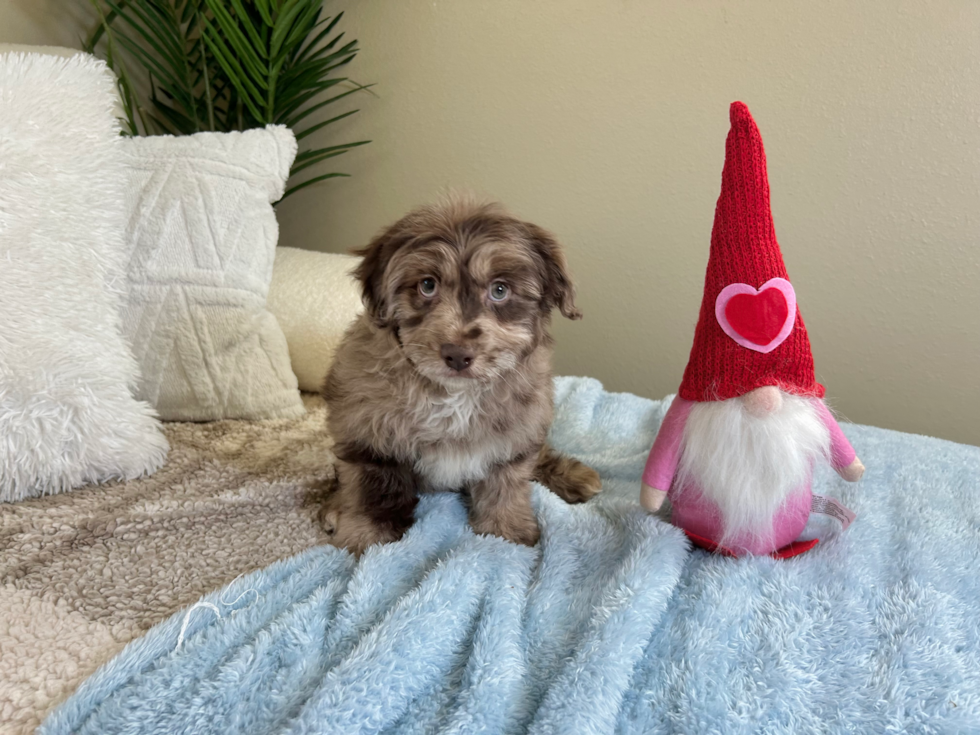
left=119, top=126, right=304, bottom=421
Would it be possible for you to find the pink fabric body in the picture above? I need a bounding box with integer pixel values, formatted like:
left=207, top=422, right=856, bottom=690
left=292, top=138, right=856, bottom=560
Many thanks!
left=643, top=396, right=856, bottom=555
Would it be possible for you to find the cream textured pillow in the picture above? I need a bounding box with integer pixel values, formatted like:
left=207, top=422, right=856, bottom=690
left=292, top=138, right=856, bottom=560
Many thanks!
left=120, top=126, right=304, bottom=421
left=0, top=53, right=168, bottom=502
left=267, top=248, right=363, bottom=392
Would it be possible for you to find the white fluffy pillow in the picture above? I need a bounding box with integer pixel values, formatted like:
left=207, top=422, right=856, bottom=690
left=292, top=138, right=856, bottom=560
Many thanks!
left=267, top=248, right=363, bottom=392
left=0, top=53, right=169, bottom=502
left=120, top=126, right=304, bottom=421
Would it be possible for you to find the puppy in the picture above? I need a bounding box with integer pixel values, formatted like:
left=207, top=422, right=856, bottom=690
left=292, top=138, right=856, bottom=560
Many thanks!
left=319, top=198, right=602, bottom=555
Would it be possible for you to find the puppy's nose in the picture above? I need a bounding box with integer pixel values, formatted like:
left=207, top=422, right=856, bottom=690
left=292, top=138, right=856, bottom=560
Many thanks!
left=440, top=344, right=475, bottom=372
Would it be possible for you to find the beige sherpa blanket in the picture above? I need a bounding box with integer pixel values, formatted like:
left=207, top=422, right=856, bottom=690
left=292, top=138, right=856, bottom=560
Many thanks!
left=0, top=394, right=333, bottom=735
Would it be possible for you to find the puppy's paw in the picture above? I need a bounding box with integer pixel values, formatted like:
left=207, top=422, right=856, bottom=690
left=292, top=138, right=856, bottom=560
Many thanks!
left=535, top=446, right=602, bottom=504
left=544, top=458, right=602, bottom=504
left=569, top=463, right=603, bottom=503
left=318, top=506, right=340, bottom=537
left=471, top=513, right=541, bottom=548
left=510, top=520, right=541, bottom=548
left=317, top=497, right=400, bottom=557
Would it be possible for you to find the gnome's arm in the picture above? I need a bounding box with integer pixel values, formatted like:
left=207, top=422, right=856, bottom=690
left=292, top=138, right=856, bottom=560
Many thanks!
left=813, top=400, right=865, bottom=482
left=641, top=397, right=695, bottom=512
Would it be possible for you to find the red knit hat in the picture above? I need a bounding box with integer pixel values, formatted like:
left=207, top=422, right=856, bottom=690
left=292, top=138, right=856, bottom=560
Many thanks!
left=678, top=102, right=824, bottom=402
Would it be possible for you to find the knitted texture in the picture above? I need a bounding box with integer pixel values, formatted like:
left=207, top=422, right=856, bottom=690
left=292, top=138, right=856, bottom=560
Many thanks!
left=679, top=102, right=824, bottom=401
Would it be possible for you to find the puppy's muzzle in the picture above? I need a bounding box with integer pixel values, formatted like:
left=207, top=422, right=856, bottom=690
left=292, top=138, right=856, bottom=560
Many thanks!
left=440, top=343, right=475, bottom=372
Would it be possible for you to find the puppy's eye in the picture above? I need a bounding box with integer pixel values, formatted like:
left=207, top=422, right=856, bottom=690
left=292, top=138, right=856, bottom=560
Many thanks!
left=488, top=281, right=510, bottom=302
left=419, top=277, right=438, bottom=297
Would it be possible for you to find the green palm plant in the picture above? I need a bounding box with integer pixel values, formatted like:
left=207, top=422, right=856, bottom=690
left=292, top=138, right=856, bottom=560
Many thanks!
left=84, top=0, right=371, bottom=198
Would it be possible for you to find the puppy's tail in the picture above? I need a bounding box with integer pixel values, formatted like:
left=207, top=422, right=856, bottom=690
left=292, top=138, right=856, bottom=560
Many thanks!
left=533, top=444, right=602, bottom=504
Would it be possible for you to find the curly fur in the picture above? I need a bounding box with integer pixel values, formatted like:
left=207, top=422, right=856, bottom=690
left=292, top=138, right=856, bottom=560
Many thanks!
left=319, top=198, right=601, bottom=554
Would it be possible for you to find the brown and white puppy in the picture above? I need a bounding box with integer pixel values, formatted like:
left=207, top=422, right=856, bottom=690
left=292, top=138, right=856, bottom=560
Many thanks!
left=319, top=198, right=602, bottom=555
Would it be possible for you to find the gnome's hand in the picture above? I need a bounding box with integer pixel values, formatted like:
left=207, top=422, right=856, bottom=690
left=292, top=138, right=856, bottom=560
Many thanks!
left=641, top=483, right=668, bottom=512
left=837, top=457, right=865, bottom=482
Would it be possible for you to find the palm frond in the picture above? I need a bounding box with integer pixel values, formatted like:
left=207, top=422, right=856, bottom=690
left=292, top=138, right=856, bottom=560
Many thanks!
left=283, top=172, right=349, bottom=199
left=84, top=0, right=370, bottom=198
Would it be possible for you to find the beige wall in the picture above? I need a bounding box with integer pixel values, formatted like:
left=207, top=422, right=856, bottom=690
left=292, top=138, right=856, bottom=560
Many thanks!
left=278, top=0, right=980, bottom=446
left=4, top=2, right=979, bottom=446
left=0, top=1, right=94, bottom=48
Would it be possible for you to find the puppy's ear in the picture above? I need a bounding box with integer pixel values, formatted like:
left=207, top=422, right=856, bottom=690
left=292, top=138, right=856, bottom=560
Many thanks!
left=352, top=224, right=407, bottom=328
left=523, top=222, right=582, bottom=320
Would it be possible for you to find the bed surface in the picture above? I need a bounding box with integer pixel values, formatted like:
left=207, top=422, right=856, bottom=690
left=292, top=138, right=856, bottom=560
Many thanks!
left=20, top=377, right=980, bottom=735
left=0, top=395, right=334, bottom=735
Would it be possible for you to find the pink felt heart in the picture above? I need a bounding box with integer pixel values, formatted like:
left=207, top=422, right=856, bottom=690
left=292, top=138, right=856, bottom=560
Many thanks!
left=715, top=278, right=796, bottom=353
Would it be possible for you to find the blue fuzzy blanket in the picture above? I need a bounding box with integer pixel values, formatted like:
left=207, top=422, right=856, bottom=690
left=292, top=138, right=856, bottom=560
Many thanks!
left=41, top=378, right=980, bottom=734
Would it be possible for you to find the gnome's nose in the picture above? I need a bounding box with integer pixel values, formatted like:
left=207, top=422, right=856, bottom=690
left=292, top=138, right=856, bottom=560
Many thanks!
left=743, top=386, right=783, bottom=418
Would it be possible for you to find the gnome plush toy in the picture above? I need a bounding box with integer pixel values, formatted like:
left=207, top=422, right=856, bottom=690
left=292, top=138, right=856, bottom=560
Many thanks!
left=641, top=101, right=865, bottom=559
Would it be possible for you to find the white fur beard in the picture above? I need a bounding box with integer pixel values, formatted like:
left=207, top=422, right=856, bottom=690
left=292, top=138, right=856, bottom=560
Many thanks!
left=676, top=393, right=831, bottom=546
